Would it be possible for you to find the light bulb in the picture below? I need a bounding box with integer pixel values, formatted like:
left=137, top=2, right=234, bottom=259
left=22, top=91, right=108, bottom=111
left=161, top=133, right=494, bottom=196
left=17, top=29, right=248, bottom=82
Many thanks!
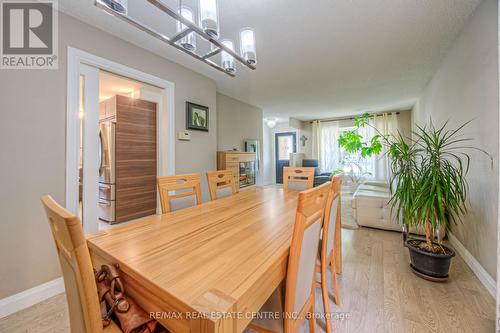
left=221, top=40, right=235, bottom=73
left=266, top=118, right=277, bottom=128
left=240, top=29, right=256, bottom=65
left=176, top=7, right=196, bottom=51
left=199, top=0, right=219, bottom=39
left=99, top=0, right=127, bottom=15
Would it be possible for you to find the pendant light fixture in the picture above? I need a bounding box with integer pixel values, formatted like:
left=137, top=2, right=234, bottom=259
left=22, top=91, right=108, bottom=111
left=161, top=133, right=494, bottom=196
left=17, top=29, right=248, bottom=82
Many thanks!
left=95, top=0, right=257, bottom=77
left=265, top=118, right=277, bottom=128
left=176, top=6, right=196, bottom=51
left=240, top=29, right=257, bottom=65
left=199, top=0, right=219, bottom=39
left=100, top=0, right=127, bottom=14
left=221, top=40, right=235, bottom=73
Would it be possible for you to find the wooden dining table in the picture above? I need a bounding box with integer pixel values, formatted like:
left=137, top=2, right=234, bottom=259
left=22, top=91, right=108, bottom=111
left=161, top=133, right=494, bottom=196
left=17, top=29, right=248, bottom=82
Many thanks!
left=87, top=186, right=341, bottom=333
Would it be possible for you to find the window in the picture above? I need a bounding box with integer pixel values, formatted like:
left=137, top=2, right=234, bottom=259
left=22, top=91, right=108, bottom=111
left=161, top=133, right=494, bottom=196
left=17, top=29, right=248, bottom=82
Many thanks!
left=277, top=135, right=294, bottom=160
left=319, top=122, right=340, bottom=172
left=338, top=126, right=374, bottom=177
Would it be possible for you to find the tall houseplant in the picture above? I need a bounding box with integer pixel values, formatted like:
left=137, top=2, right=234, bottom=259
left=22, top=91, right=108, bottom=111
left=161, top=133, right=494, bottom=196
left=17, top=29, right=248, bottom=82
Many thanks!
left=336, top=114, right=382, bottom=185
left=352, top=114, right=491, bottom=279
left=388, top=121, right=491, bottom=279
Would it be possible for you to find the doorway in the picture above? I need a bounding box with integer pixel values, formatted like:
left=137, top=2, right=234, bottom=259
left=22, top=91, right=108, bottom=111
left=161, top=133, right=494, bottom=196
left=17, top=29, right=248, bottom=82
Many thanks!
left=275, top=132, right=296, bottom=184
left=67, top=48, right=175, bottom=234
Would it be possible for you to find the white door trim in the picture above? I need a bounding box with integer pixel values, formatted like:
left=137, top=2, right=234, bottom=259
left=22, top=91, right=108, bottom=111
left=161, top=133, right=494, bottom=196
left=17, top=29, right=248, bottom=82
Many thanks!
left=79, top=64, right=100, bottom=233
left=66, top=47, right=175, bottom=232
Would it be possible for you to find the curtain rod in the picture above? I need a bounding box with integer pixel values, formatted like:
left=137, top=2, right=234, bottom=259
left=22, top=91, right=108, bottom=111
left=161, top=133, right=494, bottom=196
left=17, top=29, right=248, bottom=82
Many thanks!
left=309, top=111, right=400, bottom=124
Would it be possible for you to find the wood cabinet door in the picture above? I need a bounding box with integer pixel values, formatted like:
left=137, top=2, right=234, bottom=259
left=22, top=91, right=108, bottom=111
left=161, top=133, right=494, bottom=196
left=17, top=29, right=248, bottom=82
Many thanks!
left=115, top=95, right=157, bottom=222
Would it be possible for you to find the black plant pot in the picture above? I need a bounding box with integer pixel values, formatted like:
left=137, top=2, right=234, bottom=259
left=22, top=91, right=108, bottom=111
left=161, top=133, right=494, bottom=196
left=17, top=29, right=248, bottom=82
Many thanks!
left=404, top=239, right=455, bottom=281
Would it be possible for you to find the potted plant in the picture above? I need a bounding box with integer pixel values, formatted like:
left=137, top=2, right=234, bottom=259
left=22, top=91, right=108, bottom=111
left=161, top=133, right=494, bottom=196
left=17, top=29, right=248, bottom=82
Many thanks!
left=387, top=121, right=491, bottom=280
left=350, top=114, right=491, bottom=280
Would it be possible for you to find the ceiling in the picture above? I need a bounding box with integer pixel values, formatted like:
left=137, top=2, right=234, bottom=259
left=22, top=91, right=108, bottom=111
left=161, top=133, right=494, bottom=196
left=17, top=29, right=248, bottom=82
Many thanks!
left=60, top=0, right=481, bottom=121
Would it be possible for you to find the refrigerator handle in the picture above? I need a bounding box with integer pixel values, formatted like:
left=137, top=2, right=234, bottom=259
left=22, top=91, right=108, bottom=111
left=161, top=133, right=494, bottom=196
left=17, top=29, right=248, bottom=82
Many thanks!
left=99, top=199, right=112, bottom=206
left=98, top=130, right=104, bottom=176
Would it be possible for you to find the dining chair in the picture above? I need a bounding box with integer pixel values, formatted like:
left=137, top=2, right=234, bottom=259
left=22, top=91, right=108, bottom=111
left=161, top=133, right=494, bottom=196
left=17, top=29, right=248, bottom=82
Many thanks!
left=315, top=176, right=342, bottom=333
left=157, top=173, right=202, bottom=213
left=283, top=167, right=315, bottom=191
left=248, top=182, right=330, bottom=333
left=41, top=195, right=122, bottom=333
left=206, top=170, right=237, bottom=201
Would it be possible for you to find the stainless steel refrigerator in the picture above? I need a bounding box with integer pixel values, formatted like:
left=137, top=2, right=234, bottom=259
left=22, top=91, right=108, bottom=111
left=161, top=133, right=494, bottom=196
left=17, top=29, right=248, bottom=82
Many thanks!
left=98, top=121, right=116, bottom=223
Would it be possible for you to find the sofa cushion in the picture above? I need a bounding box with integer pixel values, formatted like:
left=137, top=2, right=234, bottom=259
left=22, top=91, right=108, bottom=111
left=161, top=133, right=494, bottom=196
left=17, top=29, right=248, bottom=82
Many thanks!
left=357, top=185, right=391, bottom=193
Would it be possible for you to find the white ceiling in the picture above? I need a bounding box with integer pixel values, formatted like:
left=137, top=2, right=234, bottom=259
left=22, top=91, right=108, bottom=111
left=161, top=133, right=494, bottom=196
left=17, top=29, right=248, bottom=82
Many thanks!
left=60, top=0, right=481, bottom=121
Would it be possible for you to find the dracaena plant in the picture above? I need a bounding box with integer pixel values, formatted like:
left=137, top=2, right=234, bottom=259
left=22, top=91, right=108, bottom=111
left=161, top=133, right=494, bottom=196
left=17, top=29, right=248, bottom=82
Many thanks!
left=405, top=121, right=491, bottom=252
left=348, top=114, right=491, bottom=253
left=389, top=121, right=491, bottom=252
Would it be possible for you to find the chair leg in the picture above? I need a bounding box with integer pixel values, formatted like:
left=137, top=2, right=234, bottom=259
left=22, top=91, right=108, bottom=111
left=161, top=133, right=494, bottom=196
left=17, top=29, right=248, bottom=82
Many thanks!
left=330, top=255, right=340, bottom=306
left=320, top=260, right=332, bottom=333
left=248, top=323, right=278, bottom=333
left=308, top=300, right=316, bottom=333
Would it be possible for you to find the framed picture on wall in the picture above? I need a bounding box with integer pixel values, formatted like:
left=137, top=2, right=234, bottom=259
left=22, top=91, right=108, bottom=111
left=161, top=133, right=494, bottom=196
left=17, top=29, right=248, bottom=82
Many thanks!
left=186, top=102, right=209, bottom=131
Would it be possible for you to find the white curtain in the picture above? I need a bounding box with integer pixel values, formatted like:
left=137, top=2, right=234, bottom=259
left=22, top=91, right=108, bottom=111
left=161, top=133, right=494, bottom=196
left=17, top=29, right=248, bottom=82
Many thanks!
left=312, top=114, right=398, bottom=178
left=368, top=113, right=399, bottom=181
left=319, top=121, right=340, bottom=172
left=312, top=120, right=321, bottom=161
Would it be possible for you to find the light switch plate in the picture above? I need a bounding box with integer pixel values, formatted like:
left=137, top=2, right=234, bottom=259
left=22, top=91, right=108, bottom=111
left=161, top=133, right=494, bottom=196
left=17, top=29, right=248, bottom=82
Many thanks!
left=178, top=131, right=191, bottom=141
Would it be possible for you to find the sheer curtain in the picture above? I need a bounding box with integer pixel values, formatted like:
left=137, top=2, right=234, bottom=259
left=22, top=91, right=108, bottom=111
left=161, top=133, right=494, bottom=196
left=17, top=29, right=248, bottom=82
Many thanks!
left=319, top=121, right=340, bottom=172
left=312, top=120, right=321, bottom=161
left=368, top=113, right=399, bottom=181
left=311, top=114, right=398, bottom=178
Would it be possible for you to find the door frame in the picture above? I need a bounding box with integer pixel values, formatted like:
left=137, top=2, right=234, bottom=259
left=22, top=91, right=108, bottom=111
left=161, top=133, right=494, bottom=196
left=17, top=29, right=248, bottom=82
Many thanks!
left=66, top=47, right=175, bottom=234
left=274, top=132, right=297, bottom=184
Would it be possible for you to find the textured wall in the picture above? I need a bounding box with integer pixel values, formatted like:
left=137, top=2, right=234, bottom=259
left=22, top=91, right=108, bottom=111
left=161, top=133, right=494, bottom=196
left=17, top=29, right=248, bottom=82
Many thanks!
left=414, top=0, right=498, bottom=279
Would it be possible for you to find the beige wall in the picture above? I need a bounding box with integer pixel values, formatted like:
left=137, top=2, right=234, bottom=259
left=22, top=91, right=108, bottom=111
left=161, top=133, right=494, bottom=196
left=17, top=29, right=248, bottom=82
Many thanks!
left=0, top=12, right=218, bottom=298
left=216, top=93, right=263, bottom=152
left=216, top=93, right=264, bottom=183
left=397, top=109, right=412, bottom=139
left=414, top=0, right=498, bottom=278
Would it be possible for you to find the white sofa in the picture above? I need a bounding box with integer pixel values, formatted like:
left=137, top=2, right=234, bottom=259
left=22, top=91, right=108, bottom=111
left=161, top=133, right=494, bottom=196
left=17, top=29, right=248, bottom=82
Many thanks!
left=351, top=181, right=401, bottom=231
left=351, top=181, right=445, bottom=237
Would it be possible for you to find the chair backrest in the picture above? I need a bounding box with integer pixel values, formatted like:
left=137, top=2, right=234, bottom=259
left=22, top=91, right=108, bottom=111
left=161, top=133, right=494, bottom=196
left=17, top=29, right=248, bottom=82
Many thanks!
left=157, top=173, right=202, bottom=213
left=206, top=170, right=237, bottom=201
left=284, top=183, right=330, bottom=332
left=41, top=195, right=103, bottom=333
left=283, top=167, right=315, bottom=191
left=321, top=176, right=342, bottom=259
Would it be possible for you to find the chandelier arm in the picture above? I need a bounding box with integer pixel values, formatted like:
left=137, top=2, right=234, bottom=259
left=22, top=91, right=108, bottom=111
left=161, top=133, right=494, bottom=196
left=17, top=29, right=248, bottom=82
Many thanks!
left=170, top=28, right=194, bottom=43
left=147, top=0, right=256, bottom=70
left=95, top=0, right=235, bottom=77
left=202, top=48, right=222, bottom=59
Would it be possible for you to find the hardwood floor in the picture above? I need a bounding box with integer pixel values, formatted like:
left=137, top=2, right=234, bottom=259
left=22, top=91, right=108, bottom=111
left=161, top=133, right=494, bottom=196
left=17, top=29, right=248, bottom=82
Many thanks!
left=0, top=228, right=494, bottom=333
left=324, top=228, right=495, bottom=333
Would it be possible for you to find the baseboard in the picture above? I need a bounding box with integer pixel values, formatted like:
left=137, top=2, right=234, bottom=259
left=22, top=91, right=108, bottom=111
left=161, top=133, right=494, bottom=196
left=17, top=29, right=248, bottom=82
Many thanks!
left=0, top=277, right=65, bottom=319
left=448, top=233, right=496, bottom=298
